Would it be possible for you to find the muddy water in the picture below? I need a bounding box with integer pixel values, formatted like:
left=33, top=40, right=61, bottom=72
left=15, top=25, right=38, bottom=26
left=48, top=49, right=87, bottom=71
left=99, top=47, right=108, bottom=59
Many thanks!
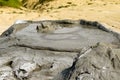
left=14, top=22, right=119, bottom=52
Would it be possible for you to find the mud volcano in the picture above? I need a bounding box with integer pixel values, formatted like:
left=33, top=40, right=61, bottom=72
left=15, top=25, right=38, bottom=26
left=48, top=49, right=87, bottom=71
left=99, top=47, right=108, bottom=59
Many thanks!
left=0, top=20, right=120, bottom=80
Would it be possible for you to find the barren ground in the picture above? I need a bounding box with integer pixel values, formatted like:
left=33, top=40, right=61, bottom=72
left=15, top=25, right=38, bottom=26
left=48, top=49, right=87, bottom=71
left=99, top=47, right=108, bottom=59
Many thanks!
left=0, top=0, right=120, bottom=34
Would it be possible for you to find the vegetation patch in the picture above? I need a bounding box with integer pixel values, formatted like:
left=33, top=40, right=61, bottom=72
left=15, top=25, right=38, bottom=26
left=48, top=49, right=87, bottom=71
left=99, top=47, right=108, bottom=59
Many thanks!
left=0, top=0, right=22, bottom=8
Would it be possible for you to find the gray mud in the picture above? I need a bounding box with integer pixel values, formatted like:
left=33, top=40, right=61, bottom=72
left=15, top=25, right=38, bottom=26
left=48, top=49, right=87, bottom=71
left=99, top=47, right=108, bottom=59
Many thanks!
left=0, top=19, right=120, bottom=80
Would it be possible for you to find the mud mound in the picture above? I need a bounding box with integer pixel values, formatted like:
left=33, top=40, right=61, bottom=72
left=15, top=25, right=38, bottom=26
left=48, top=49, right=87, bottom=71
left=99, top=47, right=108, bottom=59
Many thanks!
left=0, top=20, right=120, bottom=80
left=54, top=43, right=120, bottom=80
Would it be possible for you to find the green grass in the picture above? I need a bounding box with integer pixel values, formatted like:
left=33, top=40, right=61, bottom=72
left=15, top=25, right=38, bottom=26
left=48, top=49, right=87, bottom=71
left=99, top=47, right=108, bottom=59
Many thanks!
left=0, top=0, right=22, bottom=8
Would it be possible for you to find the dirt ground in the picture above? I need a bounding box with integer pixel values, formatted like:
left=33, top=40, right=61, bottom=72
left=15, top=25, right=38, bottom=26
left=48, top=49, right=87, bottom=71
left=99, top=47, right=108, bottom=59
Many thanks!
left=0, top=0, right=120, bottom=34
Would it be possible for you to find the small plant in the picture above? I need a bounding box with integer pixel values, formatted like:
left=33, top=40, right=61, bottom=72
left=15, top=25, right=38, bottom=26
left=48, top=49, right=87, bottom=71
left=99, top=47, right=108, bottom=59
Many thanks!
left=87, top=3, right=93, bottom=5
left=67, top=2, right=72, bottom=4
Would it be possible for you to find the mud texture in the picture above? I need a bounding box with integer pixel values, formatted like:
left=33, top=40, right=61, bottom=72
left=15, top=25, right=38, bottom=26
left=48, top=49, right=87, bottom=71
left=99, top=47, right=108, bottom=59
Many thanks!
left=0, top=19, right=120, bottom=80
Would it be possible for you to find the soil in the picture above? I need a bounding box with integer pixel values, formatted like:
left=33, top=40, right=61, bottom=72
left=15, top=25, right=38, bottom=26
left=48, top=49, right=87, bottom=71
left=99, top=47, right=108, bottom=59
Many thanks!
left=0, top=0, right=120, bottom=34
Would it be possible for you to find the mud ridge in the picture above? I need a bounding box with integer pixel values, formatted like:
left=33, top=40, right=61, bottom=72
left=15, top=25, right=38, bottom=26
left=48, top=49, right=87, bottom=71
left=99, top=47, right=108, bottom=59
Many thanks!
left=80, top=19, right=110, bottom=32
left=11, top=43, right=82, bottom=53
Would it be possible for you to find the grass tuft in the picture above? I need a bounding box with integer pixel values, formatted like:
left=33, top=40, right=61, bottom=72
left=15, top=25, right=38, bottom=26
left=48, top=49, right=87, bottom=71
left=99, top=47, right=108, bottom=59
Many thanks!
left=0, top=0, right=22, bottom=8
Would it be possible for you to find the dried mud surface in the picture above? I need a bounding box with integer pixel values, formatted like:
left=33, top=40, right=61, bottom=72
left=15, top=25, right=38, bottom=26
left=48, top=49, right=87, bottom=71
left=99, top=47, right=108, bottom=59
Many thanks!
left=0, top=20, right=120, bottom=80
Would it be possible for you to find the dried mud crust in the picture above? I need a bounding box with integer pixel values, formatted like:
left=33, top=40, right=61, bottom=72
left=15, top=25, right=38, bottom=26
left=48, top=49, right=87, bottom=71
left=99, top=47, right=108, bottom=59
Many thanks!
left=0, top=19, right=120, bottom=80
left=53, top=43, right=120, bottom=80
